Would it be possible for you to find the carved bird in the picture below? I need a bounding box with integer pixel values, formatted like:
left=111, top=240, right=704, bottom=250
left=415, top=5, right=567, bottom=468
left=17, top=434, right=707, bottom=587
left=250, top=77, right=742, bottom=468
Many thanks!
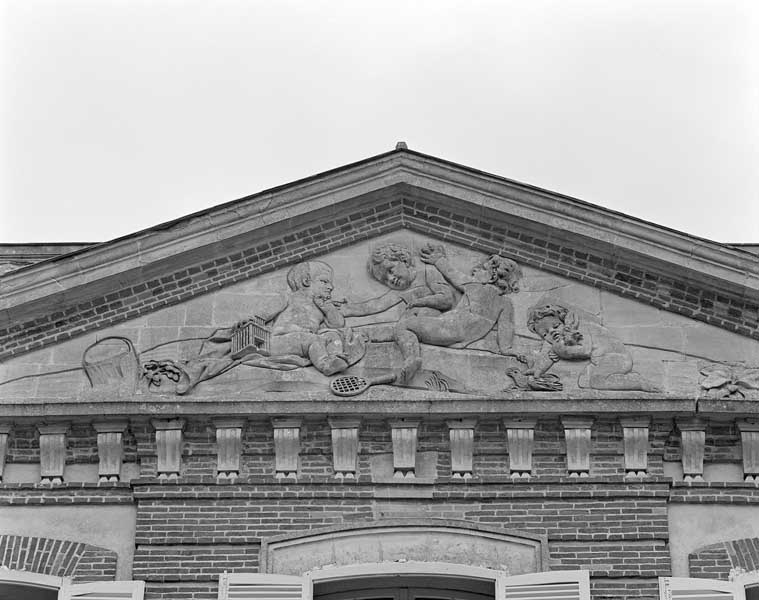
left=505, top=368, right=563, bottom=392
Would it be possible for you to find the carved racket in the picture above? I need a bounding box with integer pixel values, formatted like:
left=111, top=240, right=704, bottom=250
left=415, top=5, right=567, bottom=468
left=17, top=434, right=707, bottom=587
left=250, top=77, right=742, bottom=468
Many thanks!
left=329, top=373, right=397, bottom=397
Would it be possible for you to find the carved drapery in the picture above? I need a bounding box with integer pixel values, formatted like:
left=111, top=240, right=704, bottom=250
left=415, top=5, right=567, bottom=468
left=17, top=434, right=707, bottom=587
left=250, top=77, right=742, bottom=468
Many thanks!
left=93, top=420, right=128, bottom=482
left=329, top=418, right=360, bottom=479
left=273, top=418, right=301, bottom=479
left=676, top=417, right=706, bottom=482
left=504, top=418, right=537, bottom=478
left=447, top=418, right=477, bottom=479
left=390, top=419, right=420, bottom=478
left=561, top=417, right=594, bottom=477
left=38, top=423, right=69, bottom=484
left=214, top=418, right=246, bottom=479
left=620, top=417, right=650, bottom=477
left=152, top=418, right=185, bottom=479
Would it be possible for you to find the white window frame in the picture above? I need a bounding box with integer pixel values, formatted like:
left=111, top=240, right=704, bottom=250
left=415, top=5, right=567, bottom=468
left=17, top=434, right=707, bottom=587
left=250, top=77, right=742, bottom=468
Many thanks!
left=0, top=569, right=63, bottom=592
left=221, top=564, right=591, bottom=600
left=733, top=571, right=759, bottom=598
left=659, top=576, right=746, bottom=600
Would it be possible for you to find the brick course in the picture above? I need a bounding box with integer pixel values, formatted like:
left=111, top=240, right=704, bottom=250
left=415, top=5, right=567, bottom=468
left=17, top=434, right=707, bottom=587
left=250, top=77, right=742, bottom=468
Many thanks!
left=3, top=194, right=757, bottom=361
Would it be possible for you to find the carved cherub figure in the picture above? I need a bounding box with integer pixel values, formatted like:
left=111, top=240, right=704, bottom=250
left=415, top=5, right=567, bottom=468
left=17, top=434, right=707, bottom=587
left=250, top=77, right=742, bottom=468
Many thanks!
left=266, top=261, right=366, bottom=376
left=342, top=242, right=456, bottom=320
left=524, top=303, right=660, bottom=392
left=174, top=260, right=365, bottom=394
left=392, top=244, right=523, bottom=383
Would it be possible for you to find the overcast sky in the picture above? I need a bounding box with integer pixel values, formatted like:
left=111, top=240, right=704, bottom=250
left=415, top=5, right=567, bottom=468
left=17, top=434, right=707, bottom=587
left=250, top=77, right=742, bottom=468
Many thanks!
left=2, top=0, right=758, bottom=245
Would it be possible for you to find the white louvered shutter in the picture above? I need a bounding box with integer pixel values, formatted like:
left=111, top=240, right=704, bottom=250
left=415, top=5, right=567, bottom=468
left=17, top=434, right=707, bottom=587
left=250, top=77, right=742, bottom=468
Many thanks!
left=218, top=573, right=306, bottom=600
left=58, top=580, right=145, bottom=600
left=499, top=570, right=590, bottom=600
left=659, top=577, right=744, bottom=600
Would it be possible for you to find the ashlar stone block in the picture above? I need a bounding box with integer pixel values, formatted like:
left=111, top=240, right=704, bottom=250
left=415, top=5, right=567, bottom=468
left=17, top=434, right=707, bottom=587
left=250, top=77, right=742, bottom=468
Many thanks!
left=447, top=418, right=477, bottom=479
left=38, top=423, right=70, bottom=485
left=737, top=420, right=759, bottom=482
left=151, top=418, right=185, bottom=479
left=504, top=418, right=537, bottom=479
left=620, top=416, right=650, bottom=477
left=329, top=418, right=360, bottom=479
left=561, top=416, right=594, bottom=477
left=273, top=418, right=301, bottom=479
left=214, top=418, right=246, bottom=479
left=390, top=419, right=420, bottom=479
left=93, top=420, right=128, bottom=482
left=676, top=417, right=706, bottom=482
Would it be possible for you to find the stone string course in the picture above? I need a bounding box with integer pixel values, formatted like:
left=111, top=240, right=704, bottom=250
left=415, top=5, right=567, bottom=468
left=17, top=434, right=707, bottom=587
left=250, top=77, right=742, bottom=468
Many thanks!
left=3, top=196, right=758, bottom=360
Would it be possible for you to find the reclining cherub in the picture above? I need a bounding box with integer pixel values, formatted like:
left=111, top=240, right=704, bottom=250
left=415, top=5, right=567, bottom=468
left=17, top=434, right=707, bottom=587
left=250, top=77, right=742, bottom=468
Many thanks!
left=524, top=302, right=659, bottom=392
left=393, top=244, right=523, bottom=383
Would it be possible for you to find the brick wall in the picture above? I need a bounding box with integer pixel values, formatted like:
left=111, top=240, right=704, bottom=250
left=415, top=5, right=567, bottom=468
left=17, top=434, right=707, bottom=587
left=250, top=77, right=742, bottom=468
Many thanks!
left=689, top=537, right=759, bottom=580
left=0, top=534, right=117, bottom=582
left=4, top=191, right=757, bottom=361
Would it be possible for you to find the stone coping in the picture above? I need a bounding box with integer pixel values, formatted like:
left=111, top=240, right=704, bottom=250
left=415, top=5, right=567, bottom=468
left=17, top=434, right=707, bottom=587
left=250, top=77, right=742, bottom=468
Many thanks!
left=0, top=396, right=698, bottom=418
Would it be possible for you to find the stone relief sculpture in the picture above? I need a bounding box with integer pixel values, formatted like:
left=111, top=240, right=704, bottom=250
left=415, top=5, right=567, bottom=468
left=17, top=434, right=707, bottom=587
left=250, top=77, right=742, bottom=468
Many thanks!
left=699, top=362, right=759, bottom=399
left=390, top=244, right=523, bottom=383
left=6, top=237, right=748, bottom=399
left=518, top=302, right=660, bottom=392
left=166, top=260, right=368, bottom=394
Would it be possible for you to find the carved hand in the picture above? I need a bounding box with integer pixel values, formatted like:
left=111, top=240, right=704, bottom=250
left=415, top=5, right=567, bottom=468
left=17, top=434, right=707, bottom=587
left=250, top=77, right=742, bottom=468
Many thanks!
left=419, top=243, right=446, bottom=265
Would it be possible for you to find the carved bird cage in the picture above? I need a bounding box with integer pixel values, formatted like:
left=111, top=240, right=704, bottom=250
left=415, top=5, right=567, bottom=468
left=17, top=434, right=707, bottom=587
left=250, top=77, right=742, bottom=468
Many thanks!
left=230, top=316, right=271, bottom=359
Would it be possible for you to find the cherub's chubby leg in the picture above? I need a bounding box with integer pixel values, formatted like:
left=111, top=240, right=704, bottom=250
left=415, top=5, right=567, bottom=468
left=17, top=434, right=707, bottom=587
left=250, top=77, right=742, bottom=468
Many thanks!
left=394, top=316, right=465, bottom=384
left=308, top=331, right=349, bottom=376
left=587, top=352, right=660, bottom=392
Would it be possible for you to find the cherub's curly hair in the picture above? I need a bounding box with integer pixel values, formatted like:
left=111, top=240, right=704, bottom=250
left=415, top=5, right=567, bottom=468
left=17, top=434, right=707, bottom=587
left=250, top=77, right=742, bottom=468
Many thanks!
left=526, top=303, right=569, bottom=334
left=286, top=261, right=332, bottom=291
left=368, top=243, right=415, bottom=280
left=485, top=255, right=523, bottom=294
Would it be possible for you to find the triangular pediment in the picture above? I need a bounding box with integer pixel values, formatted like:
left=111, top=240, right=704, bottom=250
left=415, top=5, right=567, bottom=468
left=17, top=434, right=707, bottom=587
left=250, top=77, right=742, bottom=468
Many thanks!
left=2, top=228, right=758, bottom=407
left=1, top=149, right=757, bottom=394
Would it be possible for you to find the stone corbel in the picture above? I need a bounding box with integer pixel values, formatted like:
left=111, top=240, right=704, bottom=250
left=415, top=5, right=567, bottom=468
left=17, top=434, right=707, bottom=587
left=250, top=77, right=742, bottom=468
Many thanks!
left=503, top=417, right=538, bottom=479
left=390, top=419, right=420, bottom=479
left=620, top=416, right=650, bottom=477
left=447, top=419, right=477, bottom=479
left=38, top=423, right=70, bottom=485
left=561, top=417, right=594, bottom=477
left=676, top=417, right=706, bottom=482
left=272, top=418, right=301, bottom=479
left=736, top=419, right=759, bottom=482
left=151, top=418, right=185, bottom=480
left=93, top=420, right=129, bottom=482
left=0, top=423, right=12, bottom=483
left=328, top=418, right=361, bottom=479
left=213, top=418, right=246, bottom=480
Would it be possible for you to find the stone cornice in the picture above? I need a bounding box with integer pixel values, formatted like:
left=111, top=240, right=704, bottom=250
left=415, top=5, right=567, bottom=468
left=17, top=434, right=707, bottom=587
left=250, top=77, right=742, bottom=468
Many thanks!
left=2, top=149, right=757, bottom=319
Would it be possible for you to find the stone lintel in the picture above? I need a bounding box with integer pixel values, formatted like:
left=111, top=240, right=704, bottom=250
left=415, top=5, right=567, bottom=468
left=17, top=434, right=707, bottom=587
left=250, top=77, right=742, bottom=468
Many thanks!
left=328, top=417, right=362, bottom=430
left=92, top=419, right=129, bottom=434
left=561, top=416, right=595, bottom=430
left=675, top=417, right=707, bottom=431
left=212, top=417, right=248, bottom=430
left=38, top=423, right=71, bottom=436
left=151, top=418, right=186, bottom=431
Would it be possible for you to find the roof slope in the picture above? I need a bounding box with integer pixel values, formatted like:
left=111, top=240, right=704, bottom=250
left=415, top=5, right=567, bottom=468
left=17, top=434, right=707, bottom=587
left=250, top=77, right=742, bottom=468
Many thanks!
left=1, top=147, right=758, bottom=360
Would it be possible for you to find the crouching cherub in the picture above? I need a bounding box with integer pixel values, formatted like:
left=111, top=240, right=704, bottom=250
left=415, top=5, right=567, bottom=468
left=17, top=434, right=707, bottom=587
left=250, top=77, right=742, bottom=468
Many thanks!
left=523, top=302, right=660, bottom=392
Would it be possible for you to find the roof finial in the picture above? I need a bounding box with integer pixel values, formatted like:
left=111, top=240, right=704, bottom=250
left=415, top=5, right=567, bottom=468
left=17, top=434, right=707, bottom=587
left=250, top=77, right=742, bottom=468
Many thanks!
left=395, top=141, right=408, bottom=150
